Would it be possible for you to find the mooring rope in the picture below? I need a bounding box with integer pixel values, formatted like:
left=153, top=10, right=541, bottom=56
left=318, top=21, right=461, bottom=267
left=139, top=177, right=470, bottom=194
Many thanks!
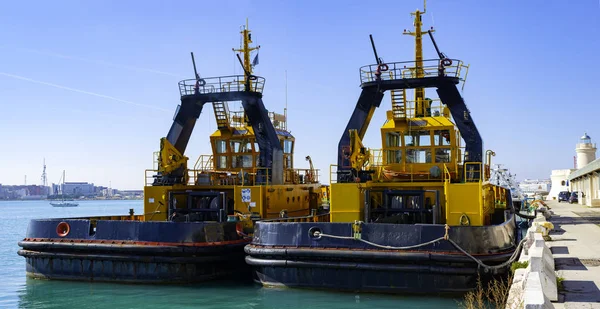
left=314, top=223, right=526, bottom=272
left=314, top=232, right=447, bottom=250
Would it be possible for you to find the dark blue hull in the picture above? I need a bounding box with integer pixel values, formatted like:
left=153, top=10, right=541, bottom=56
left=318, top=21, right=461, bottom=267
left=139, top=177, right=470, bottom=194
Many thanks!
left=18, top=219, right=250, bottom=283
left=245, top=214, right=518, bottom=293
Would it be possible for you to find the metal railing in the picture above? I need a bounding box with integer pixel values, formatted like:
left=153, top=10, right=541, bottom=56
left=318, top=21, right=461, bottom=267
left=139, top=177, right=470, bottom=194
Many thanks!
left=464, top=162, right=483, bottom=182
left=395, top=98, right=448, bottom=118
left=178, top=75, right=265, bottom=96
left=360, top=59, right=467, bottom=84
left=193, top=155, right=213, bottom=171
left=443, top=164, right=452, bottom=183
left=261, top=209, right=330, bottom=223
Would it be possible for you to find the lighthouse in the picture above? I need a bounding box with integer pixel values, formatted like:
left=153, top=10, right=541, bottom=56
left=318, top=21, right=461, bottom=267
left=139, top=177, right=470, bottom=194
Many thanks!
left=575, top=133, right=597, bottom=169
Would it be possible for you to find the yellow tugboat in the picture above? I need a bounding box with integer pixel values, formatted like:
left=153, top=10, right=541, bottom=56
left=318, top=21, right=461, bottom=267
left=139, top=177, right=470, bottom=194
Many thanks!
left=18, top=20, right=326, bottom=283
left=246, top=4, right=522, bottom=293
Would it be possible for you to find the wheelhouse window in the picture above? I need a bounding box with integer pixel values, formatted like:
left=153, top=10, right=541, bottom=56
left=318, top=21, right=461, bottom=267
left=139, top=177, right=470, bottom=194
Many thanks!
left=216, top=156, right=227, bottom=169
left=386, top=132, right=402, bottom=147
left=284, top=155, right=293, bottom=169
left=283, top=140, right=293, bottom=154
left=435, top=148, right=451, bottom=163
left=231, top=139, right=253, bottom=154
left=232, top=155, right=253, bottom=168
left=215, top=140, right=227, bottom=154
left=406, top=149, right=431, bottom=163
left=231, top=140, right=242, bottom=153
left=386, top=150, right=402, bottom=164
left=405, top=130, right=431, bottom=147
left=434, top=130, right=451, bottom=146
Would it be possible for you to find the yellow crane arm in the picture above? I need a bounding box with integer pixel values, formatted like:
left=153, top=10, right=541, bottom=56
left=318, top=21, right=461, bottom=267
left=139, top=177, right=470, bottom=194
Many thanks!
left=158, top=137, right=189, bottom=184
left=349, top=129, right=370, bottom=171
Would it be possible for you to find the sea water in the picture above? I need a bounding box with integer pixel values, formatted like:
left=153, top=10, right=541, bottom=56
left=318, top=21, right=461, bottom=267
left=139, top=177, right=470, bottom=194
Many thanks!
left=0, top=200, right=460, bottom=308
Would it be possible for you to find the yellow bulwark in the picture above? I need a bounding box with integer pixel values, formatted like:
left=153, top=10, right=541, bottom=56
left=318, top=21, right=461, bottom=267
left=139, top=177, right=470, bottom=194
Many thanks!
left=329, top=2, right=510, bottom=227
left=143, top=20, right=328, bottom=232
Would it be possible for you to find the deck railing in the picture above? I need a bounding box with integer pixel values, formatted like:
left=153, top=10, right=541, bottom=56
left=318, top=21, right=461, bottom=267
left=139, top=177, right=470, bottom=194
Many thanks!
left=178, top=75, right=265, bottom=96
left=360, top=59, right=467, bottom=84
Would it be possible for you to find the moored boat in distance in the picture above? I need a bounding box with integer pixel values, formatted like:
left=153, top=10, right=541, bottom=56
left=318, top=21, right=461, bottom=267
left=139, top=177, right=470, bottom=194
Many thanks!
left=246, top=3, right=523, bottom=293
left=49, top=201, right=79, bottom=207
left=18, top=20, right=327, bottom=284
left=49, top=170, right=79, bottom=207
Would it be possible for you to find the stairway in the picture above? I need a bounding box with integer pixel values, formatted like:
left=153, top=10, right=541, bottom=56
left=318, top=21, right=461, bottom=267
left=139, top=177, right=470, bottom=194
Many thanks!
left=390, top=89, right=407, bottom=119
left=212, top=101, right=230, bottom=129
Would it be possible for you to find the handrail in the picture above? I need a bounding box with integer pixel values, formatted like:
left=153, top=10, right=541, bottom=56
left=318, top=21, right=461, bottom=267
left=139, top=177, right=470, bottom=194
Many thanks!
left=443, top=164, right=451, bottom=182
left=329, top=164, right=339, bottom=184
left=261, top=210, right=330, bottom=223
left=178, top=75, right=266, bottom=96
left=464, top=162, right=483, bottom=183
left=359, top=59, right=467, bottom=84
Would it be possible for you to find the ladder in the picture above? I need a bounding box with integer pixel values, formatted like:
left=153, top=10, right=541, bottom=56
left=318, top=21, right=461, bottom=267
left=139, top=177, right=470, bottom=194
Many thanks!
left=212, top=101, right=230, bottom=129
left=390, top=89, right=407, bottom=119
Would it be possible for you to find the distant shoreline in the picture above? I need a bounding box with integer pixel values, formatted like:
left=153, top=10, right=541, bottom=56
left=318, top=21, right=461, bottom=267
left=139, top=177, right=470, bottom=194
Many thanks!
left=0, top=197, right=143, bottom=201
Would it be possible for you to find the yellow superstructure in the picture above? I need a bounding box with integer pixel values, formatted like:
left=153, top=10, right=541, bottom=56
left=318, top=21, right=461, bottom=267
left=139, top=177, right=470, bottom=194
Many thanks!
left=329, top=2, right=509, bottom=227
left=143, top=20, right=326, bottom=232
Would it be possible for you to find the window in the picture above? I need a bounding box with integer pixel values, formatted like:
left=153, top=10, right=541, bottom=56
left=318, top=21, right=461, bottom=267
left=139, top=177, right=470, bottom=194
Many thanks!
left=386, top=132, right=401, bottom=147
left=216, top=156, right=227, bottom=169
left=254, top=142, right=260, bottom=152
left=435, top=148, right=451, bottom=163
left=231, top=140, right=242, bottom=153
left=434, top=130, right=451, bottom=146
left=284, top=155, right=293, bottom=168
left=386, top=150, right=402, bottom=164
left=405, top=130, right=431, bottom=147
left=215, top=140, right=227, bottom=154
left=406, top=149, right=431, bottom=163
left=232, top=155, right=253, bottom=168
left=283, top=140, right=293, bottom=154
left=561, top=180, right=566, bottom=186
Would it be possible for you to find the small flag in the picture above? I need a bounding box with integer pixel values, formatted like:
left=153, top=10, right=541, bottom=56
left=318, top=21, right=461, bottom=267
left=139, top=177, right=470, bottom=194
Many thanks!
left=252, top=53, right=259, bottom=67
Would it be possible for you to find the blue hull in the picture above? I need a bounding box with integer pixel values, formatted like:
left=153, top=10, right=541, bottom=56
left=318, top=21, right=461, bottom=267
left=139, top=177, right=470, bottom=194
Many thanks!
left=245, top=214, right=519, bottom=293
left=18, top=219, right=250, bottom=283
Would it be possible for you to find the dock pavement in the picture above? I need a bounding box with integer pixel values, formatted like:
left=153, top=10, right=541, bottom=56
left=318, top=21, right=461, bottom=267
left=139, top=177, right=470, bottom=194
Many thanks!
left=545, top=200, right=600, bottom=308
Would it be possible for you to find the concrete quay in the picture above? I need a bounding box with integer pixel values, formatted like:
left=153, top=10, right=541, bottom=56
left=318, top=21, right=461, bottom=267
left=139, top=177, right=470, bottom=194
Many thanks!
left=546, top=200, right=600, bottom=308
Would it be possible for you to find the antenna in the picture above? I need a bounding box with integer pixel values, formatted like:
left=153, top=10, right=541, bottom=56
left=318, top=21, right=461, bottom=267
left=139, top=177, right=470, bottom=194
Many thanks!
left=285, top=70, right=288, bottom=129
left=41, top=158, right=47, bottom=188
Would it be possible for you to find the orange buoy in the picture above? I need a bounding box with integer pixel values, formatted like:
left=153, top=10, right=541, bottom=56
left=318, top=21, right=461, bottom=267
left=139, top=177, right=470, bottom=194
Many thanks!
left=56, top=222, right=70, bottom=237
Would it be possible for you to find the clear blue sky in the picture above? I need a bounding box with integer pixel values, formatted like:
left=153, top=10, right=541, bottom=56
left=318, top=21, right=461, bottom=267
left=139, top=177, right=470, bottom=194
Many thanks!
left=1, top=0, right=599, bottom=190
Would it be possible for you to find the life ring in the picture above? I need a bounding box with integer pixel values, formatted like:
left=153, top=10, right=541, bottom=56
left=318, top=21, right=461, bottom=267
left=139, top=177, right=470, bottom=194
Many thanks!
left=378, top=63, right=389, bottom=72
left=441, top=58, right=452, bottom=67
left=459, top=214, right=470, bottom=226
left=56, top=222, right=70, bottom=237
left=248, top=75, right=258, bottom=81
left=197, top=79, right=206, bottom=86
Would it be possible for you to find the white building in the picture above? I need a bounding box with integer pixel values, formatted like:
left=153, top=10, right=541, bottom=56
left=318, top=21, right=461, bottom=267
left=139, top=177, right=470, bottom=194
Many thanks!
left=547, top=169, right=575, bottom=200
left=569, top=133, right=599, bottom=207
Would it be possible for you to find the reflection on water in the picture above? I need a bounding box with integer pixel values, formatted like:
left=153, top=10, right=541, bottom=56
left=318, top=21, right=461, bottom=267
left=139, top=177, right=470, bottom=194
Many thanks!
left=2, top=200, right=460, bottom=309
left=18, top=278, right=459, bottom=309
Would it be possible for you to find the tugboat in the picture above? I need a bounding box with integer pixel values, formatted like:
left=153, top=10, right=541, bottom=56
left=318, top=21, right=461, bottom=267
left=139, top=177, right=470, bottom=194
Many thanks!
left=18, top=20, right=326, bottom=283
left=246, top=5, right=521, bottom=293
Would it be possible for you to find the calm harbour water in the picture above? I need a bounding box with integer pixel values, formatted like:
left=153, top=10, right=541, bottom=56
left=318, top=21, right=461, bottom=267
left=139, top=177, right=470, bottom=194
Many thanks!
left=0, top=200, right=460, bottom=309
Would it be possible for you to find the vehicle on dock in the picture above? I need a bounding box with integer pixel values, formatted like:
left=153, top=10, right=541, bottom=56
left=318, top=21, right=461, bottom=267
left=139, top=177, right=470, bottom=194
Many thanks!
left=568, top=192, right=578, bottom=204
left=558, top=191, right=570, bottom=202
left=18, top=20, right=326, bottom=284
left=245, top=4, right=521, bottom=293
